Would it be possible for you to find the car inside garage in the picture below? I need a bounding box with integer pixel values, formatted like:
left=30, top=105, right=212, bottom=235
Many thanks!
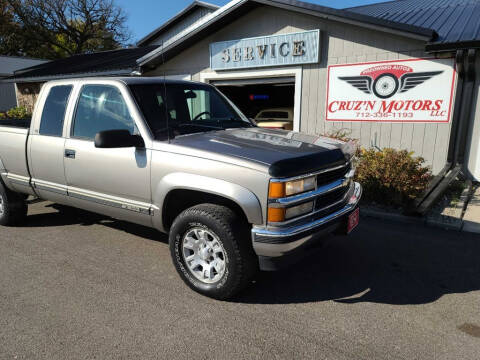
left=211, top=77, right=295, bottom=127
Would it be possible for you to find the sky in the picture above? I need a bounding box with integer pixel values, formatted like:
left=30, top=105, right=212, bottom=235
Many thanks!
left=116, top=0, right=385, bottom=44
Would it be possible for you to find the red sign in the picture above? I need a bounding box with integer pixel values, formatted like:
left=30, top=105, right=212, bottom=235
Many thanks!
left=326, top=58, right=456, bottom=123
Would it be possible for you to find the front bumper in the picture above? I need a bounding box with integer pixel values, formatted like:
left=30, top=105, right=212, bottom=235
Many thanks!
left=251, top=182, right=362, bottom=270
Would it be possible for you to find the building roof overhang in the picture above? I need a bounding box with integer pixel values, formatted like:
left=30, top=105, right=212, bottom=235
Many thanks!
left=8, top=0, right=440, bottom=83
left=426, top=40, right=480, bottom=53
left=4, top=46, right=159, bottom=83
left=136, top=1, right=220, bottom=47
left=136, top=0, right=437, bottom=71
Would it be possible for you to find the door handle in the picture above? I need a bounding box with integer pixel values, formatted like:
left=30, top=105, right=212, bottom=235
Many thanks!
left=65, top=149, right=76, bottom=159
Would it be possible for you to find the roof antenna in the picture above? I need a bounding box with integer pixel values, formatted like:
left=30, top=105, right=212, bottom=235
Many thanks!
left=161, top=40, right=171, bottom=143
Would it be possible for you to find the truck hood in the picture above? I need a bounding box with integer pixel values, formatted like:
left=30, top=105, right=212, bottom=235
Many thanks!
left=170, top=128, right=351, bottom=178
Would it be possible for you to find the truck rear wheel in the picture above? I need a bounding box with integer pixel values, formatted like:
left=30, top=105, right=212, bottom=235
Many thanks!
left=169, top=204, right=257, bottom=300
left=0, top=181, right=27, bottom=226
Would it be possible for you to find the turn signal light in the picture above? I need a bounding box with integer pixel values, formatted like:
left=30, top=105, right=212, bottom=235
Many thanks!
left=268, top=182, right=285, bottom=198
left=267, top=207, right=286, bottom=223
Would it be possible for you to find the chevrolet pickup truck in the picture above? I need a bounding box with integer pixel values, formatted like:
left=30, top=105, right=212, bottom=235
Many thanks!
left=0, top=78, right=361, bottom=299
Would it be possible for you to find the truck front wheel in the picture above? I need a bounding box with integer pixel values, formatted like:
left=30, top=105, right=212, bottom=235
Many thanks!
left=0, top=181, right=27, bottom=226
left=169, top=204, right=257, bottom=300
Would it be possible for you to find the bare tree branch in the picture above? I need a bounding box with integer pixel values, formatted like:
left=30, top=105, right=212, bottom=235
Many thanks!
left=2, top=0, right=131, bottom=59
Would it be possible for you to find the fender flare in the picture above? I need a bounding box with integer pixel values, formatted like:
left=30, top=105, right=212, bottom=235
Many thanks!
left=154, top=172, right=263, bottom=226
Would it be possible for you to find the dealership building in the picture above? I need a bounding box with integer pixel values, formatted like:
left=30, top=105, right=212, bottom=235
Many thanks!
left=8, top=0, right=480, bottom=198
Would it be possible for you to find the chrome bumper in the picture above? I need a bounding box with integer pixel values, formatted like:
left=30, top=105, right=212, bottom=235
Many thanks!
left=252, top=182, right=362, bottom=259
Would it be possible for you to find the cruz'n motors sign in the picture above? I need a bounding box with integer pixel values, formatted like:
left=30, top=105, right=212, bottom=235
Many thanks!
left=326, top=58, right=456, bottom=123
left=210, top=30, right=320, bottom=70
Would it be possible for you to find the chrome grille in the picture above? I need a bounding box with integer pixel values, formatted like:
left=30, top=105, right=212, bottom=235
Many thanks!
left=314, top=187, right=348, bottom=211
left=267, top=160, right=354, bottom=226
left=312, top=201, right=346, bottom=221
left=316, top=163, right=351, bottom=187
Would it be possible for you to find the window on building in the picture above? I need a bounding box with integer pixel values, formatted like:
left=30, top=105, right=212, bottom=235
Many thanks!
left=73, top=85, right=136, bottom=140
left=39, top=85, right=72, bottom=137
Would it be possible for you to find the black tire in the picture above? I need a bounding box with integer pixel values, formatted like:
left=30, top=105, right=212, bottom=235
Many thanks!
left=0, top=180, right=27, bottom=226
left=373, top=73, right=399, bottom=99
left=169, top=204, right=258, bottom=300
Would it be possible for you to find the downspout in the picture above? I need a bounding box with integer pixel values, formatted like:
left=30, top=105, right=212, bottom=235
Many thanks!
left=415, top=49, right=477, bottom=215
left=413, top=50, right=465, bottom=211
left=455, top=49, right=477, bottom=165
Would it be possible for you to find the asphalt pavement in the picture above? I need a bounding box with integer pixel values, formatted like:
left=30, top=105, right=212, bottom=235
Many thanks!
left=1, top=201, right=479, bottom=359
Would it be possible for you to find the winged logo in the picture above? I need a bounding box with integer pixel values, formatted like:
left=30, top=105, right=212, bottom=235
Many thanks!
left=338, top=64, right=443, bottom=99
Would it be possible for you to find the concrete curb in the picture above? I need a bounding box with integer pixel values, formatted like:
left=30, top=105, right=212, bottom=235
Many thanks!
left=462, top=220, right=480, bottom=234
left=462, top=186, right=480, bottom=234
left=360, top=185, right=480, bottom=232
left=361, top=207, right=465, bottom=231
left=425, top=217, right=463, bottom=231
left=360, top=207, right=425, bottom=226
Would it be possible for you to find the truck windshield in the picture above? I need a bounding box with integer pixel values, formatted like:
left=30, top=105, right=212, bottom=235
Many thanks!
left=129, top=83, right=253, bottom=139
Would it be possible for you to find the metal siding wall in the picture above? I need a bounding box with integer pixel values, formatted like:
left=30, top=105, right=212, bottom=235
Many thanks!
left=318, top=28, right=450, bottom=174
left=147, top=5, right=453, bottom=174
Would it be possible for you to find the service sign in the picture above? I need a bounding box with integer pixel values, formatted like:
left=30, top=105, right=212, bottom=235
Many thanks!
left=326, top=58, right=456, bottom=123
left=210, top=30, right=320, bottom=70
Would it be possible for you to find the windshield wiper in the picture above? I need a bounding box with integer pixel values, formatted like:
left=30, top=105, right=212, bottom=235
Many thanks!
left=213, top=117, right=253, bottom=128
left=177, top=123, right=225, bottom=131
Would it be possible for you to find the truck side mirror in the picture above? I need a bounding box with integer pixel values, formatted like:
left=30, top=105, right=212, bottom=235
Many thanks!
left=94, top=129, right=145, bottom=149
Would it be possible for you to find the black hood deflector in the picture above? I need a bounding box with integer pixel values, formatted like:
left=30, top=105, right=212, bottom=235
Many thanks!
left=269, top=149, right=346, bottom=178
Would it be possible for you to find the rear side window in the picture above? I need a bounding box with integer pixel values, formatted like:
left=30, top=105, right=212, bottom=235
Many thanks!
left=72, top=85, right=135, bottom=140
left=39, top=85, right=73, bottom=136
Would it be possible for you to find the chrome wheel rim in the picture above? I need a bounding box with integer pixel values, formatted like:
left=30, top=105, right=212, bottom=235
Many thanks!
left=182, top=227, right=227, bottom=284
left=375, top=76, right=396, bottom=97
left=0, top=194, right=4, bottom=217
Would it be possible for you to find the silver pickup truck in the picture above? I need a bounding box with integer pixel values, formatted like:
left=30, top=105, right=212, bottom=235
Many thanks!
left=0, top=78, right=361, bottom=299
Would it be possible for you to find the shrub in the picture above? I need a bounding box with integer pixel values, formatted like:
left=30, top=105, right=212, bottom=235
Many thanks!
left=0, top=112, right=5, bottom=119
left=354, top=148, right=432, bottom=209
left=322, top=128, right=361, bottom=157
left=323, top=128, right=357, bottom=143
left=6, top=106, right=31, bottom=120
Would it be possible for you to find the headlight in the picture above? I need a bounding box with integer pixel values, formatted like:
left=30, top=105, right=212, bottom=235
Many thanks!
left=267, top=175, right=316, bottom=223
left=267, top=201, right=314, bottom=223
left=269, top=176, right=316, bottom=198
left=286, top=176, right=316, bottom=196
left=285, top=201, right=314, bottom=219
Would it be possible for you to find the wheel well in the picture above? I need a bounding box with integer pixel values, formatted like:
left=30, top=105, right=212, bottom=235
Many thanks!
left=162, top=189, right=249, bottom=230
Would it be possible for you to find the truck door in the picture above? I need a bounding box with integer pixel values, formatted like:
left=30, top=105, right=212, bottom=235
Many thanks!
left=28, top=84, right=73, bottom=201
left=63, top=84, right=152, bottom=227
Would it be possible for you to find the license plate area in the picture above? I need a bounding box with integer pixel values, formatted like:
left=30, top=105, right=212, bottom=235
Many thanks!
left=347, top=207, right=360, bottom=234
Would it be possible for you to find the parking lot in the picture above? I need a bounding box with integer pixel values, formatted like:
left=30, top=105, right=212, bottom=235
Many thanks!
left=1, top=201, right=479, bottom=359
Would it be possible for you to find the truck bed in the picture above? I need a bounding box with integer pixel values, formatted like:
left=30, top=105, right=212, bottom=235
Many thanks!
left=0, top=123, right=31, bottom=194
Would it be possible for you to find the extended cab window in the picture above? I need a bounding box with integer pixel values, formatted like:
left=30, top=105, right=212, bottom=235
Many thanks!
left=39, top=85, right=72, bottom=137
left=73, top=85, right=135, bottom=140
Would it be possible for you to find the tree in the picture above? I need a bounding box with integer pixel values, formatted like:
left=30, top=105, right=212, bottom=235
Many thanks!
left=1, top=0, right=131, bottom=59
left=0, top=1, right=25, bottom=56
